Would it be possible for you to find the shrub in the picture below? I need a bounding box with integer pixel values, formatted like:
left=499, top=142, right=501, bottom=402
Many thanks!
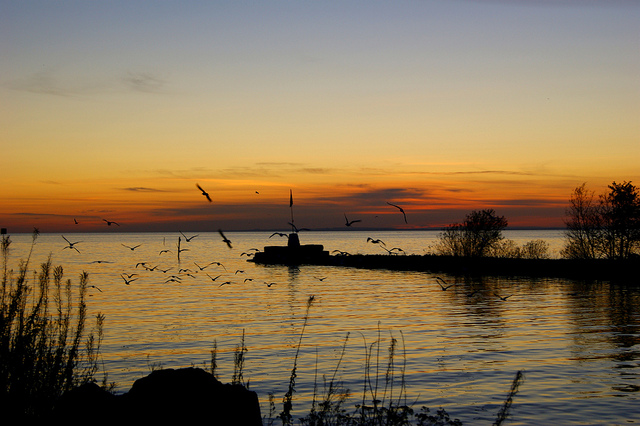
left=435, top=209, right=508, bottom=257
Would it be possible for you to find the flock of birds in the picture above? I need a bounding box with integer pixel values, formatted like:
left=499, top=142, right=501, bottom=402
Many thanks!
left=60, top=232, right=515, bottom=303
left=61, top=183, right=514, bottom=302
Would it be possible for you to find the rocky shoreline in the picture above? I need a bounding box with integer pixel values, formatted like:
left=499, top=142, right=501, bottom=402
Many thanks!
left=52, top=368, right=261, bottom=425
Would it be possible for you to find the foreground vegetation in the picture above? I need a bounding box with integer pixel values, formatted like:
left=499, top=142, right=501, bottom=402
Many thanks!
left=215, top=296, right=524, bottom=426
left=0, top=231, right=108, bottom=419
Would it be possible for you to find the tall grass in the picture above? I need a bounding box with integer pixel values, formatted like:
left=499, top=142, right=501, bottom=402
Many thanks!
left=0, top=231, right=107, bottom=419
left=246, top=296, right=468, bottom=426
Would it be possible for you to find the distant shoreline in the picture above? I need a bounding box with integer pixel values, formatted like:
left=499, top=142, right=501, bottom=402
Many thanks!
left=1, top=227, right=566, bottom=235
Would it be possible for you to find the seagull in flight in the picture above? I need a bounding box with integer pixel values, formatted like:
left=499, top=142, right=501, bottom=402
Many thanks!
left=386, top=202, right=407, bottom=224
left=495, top=293, right=514, bottom=301
left=194, top=262, right=215, bottom=271
left=103, top=219, right=120, bottom=226
left=288, top=222, right=310, bottom=233
left=344, top=214, right=362, bottom=227
left=122, top=244, right=142, bottom=251
left=196, top=183, right=212, bottom=202
left=206, top=273, right=222, bottom=282
left=435, top=276, right=455, bottom=291
left=179, top=231, right=198, bottom=242
left=367, top=237, right=386, bottom=246
left=270, top=232, right=288, bottom=239
left=121, top=274, right=138, bottom=285
left=218, top=230, right=232, bottom=249
left=61, top=235, right=81, bottom=253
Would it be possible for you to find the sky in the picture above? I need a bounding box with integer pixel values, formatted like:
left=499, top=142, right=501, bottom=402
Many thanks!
left=1, top=0, right=639, bottom=233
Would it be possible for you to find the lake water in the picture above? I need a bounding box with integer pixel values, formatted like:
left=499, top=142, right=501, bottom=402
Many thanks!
left=3, top=230, right=639, bottom=425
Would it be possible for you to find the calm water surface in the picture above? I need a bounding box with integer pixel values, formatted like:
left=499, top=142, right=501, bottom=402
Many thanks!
left=4, top=230, right=639, bottom=425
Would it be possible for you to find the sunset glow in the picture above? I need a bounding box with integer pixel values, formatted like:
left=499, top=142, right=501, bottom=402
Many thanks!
left=2, top=1, right=638, bottom=233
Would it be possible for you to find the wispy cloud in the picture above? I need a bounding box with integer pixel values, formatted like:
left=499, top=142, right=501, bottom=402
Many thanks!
left=8, top=69, right=167, bottom=97
left=8, top=70, right=75, bottom=97
left=122, top=72, right=165, bottom=93
left=119, top=187, right=167, bottom=193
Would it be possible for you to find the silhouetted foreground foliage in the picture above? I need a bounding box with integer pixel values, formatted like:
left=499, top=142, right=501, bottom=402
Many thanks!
left=0, top=231, right=107, bottom=419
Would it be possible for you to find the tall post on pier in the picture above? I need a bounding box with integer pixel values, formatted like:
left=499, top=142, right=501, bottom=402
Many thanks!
left=289, top=189, right=294, bottom=232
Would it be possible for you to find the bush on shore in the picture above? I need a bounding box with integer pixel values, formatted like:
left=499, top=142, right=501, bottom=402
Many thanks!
left=0, top=231, right=107, bottom=419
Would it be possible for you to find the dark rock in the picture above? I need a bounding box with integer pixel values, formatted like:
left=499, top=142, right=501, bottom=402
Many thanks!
left=53, top=367, right=262, bottom=425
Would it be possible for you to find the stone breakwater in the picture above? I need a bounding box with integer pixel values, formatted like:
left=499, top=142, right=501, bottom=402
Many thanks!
left=253, top=249, right=638, bottom=281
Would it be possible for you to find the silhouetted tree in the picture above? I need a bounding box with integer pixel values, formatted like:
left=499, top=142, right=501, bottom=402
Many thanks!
left=561, top=183, right=602, bottom=259
left=600, top=181, right=640, bottom=260
left=436, top=209, right=508, bottom=257
left=562, top=181, right=640, bottom=260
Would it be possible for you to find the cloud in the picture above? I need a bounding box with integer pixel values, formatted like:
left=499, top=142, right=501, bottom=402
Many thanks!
left=8, top=70, right=167, bottom=97
left=8, top=70, right=75, bottom=97
left=119, top=187, right=167, bottom=193
left=122, top=72, right=165, bottom=93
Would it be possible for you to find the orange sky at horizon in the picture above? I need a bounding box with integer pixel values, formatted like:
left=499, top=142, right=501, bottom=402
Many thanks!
left=1, top=1, right=638, bottom=233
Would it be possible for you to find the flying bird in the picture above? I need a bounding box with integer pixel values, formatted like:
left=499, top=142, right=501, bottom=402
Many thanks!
left=121, top=275, right=138, bottom=285
left=344, top=214, right=362, bottom=227
left=103, top=219, right=120, bottom=226
left=61, top=235, right=81, bottom=253
left=367, top=237, right=386, bottom=246
left=495, top=293, right=514, bottom=301
left=196, top=183, right=212, bottom=202
left=74, top=218, right=79, bottom=225
left=386, top=202, right=407, bottom=224
left=194, top=262, right=217, bottom=271
left=122, top=244, right=141, bottom=251
left=218, top=230, right=232, bottom=249
left=435, top=276, right=455, bottom=291
left=288, top=222, right=310, bottom=233
left=88, top=285, right=102, bottom=292
left=159, top=249, right=171, bottom=255
left=179, top=231, right=198, bottom=242
left=270, top=232, right=288, bottom=239
left=206, top=273, right=222, bottom=282
left=210, top=261, right=226, bottom=271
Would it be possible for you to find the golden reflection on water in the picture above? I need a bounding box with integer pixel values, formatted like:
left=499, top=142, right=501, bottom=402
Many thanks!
left=3, top=231, right=638, bottom=424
